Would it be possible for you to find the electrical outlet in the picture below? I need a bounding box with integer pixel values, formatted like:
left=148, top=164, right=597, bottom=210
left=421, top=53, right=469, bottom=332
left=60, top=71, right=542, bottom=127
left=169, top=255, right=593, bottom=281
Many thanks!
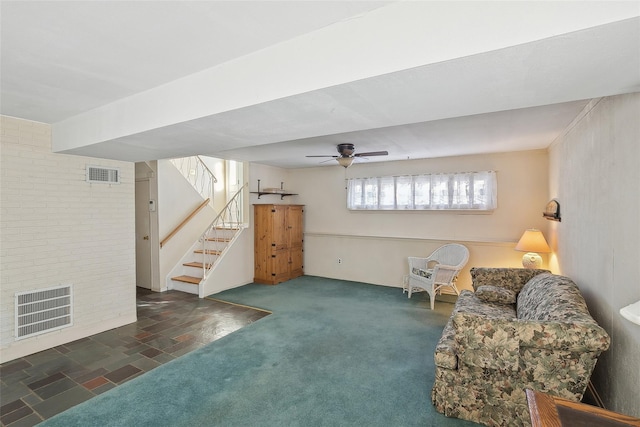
left=337, top=258, right=342, bottom=264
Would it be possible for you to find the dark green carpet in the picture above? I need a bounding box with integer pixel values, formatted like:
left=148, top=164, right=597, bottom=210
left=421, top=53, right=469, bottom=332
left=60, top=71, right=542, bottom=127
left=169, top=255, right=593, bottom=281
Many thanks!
left=42, top=276, right=478, bottom=426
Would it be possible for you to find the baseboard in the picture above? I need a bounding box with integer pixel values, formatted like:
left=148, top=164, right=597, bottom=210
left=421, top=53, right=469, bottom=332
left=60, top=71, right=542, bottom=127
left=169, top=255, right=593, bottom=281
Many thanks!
left=1, top=313, right=137, bottom=364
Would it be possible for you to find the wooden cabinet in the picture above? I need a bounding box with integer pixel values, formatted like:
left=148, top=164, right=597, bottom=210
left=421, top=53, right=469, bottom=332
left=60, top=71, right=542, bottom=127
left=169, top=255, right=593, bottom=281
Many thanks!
left=254, top=204, right=304, bottom=285
left=526, top=389, right=640, bottom=427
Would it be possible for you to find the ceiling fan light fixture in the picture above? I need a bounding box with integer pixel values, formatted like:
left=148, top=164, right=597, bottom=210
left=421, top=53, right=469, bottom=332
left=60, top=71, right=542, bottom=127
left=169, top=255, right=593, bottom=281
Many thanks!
left=337, top=157, right=354, bottom=168
left=306, top=144, right=387, bottom=167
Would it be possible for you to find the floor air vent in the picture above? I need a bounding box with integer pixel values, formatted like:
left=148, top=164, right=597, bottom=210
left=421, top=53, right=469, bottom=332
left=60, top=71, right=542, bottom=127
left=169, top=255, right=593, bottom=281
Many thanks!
left=15, top=285, right=73, bottom=340
left=86, top=165, right=120, bottom=184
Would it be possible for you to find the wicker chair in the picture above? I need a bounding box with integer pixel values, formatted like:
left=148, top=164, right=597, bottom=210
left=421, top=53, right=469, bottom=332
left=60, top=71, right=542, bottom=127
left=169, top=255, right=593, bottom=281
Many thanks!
left=407, top=244, right=469, bottom=310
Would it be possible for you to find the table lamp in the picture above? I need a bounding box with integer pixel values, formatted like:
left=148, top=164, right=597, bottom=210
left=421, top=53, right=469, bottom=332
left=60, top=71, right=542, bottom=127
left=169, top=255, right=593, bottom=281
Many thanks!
left=515, top=229, right=551, bottom=269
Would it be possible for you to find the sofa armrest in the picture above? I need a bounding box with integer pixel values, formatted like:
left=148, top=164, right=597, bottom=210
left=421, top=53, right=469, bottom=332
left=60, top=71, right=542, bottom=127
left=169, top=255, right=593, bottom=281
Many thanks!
left=470, top=267, right=550, bottom=293
left=453, top=311, right=520, bottom=372
left=517, top=320, right=611, bottom=352
left=452, top=314, right=611, bottom=373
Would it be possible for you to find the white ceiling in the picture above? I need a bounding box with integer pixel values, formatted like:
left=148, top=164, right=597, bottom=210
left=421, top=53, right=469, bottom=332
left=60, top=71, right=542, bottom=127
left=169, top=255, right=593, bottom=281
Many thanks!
left=2, top=1, right=639, bottom=168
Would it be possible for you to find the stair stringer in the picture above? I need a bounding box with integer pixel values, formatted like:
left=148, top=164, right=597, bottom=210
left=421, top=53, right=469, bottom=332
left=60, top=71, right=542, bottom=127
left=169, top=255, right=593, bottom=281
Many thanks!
left=200, top=225, right=254, bottom=298
left=166, top=225, right=249, bottom=297
left=166, top=237, right=207, bottom=295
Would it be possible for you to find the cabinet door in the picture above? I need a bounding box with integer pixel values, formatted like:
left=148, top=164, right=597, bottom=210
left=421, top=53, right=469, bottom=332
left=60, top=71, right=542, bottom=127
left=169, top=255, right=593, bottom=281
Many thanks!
left=254, top=204, right=304, bottom=285
left=271, top=205, right=288, bottom=251
left=289, top=247, right=304, bottom=279
left=271, top=248, right=291, bottom=284
left=253, top=205, right=269, bottom=282
left=287, top=206, right=304, bottom=278
left=287, top=205, right=304, bottom=250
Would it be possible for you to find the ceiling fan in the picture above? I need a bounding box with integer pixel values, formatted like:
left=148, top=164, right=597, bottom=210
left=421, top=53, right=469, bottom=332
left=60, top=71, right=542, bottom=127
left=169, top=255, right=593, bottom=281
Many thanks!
left=306, top=143, right=388, bottom=168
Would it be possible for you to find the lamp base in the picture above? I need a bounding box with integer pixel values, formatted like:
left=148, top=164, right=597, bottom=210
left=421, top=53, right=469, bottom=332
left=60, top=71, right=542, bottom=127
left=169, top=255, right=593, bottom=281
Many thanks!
left=522, top=252, right=542, bottom=269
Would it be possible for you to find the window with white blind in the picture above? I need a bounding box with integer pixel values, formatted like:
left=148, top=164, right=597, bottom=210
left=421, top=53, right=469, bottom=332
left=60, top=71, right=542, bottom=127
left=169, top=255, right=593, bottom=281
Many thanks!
left=347, top=171, right=497, bottom=211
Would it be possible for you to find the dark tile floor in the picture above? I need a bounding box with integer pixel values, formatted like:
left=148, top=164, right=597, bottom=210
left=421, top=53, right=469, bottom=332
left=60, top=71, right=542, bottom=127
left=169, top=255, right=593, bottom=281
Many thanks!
left=0, top=288, right=270, bottom=426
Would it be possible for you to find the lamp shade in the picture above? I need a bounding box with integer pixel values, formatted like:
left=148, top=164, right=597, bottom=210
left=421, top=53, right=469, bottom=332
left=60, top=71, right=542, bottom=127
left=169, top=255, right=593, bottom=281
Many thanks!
left=337, top=157, right=354, bottom=168
left=515, top=229, right=551, bottom=253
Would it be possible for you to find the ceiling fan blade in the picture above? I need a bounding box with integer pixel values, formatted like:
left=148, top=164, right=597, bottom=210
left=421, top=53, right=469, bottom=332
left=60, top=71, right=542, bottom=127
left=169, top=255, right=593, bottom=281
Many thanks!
left=306, top=155, right=338, bottom=158
left=319, top=158, right=338, bottom=164
left=354, top=151, right=388, bottom=157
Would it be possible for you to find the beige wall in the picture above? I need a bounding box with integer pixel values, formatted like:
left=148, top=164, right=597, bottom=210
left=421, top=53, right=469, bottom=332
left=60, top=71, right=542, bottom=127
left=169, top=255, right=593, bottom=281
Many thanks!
left=295, top=150, right=550, bottom=241
left=0, top=116, right=136, bottom=363
left=246, top=151, right=551, bottom=292
left=288, top=150, right=551, bottom=290
left=548, top=93, right=640, bottom=417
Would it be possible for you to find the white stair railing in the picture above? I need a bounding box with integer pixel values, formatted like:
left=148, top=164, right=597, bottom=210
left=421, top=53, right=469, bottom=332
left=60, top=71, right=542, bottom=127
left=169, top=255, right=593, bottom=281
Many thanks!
left=199, top=183, right=247, bottom=281
left=170, top=156, right=217, bottom=206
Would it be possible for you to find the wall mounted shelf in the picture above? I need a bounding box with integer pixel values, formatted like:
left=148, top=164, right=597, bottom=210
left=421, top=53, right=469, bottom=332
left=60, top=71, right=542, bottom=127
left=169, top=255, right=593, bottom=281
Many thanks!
left=250, top=180, right=298, bottom=200
left=251, top=192, right=298, bottom=200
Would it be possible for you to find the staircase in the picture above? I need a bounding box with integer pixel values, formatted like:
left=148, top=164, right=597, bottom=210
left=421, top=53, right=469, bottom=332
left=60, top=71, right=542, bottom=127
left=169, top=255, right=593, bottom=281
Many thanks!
left=170, top=226, right=239, bottom=291
left=168, top=184, right=247, bottom=297
left=170, top=155, right=217, bottom=206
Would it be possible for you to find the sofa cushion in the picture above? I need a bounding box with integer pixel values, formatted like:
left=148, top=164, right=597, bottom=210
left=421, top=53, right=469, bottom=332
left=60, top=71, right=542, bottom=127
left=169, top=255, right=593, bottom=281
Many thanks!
left=475, top=285, right=517, bottom=304
left=470, top=267, right=550, bottom=293
left=455, top=290, right=517, bottom=319
left=411, top=267, right=432, bottom=279
left=518, top=273, right=588, bottom=321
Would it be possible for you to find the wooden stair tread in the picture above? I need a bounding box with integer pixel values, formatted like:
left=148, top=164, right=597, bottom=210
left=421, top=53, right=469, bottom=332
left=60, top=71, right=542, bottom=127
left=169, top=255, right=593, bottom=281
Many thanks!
left=183, top=262, right=211, bottom=268
left=194, top=249, right=222, bottom=255
left=171, top=275, right=201, bottom=284
left=206, top=237, right=232, bottom=242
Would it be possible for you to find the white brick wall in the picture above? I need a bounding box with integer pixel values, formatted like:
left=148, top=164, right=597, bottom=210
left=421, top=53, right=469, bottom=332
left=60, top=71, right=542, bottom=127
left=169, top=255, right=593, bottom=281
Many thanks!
left=0, top=116, right=137, bottom=362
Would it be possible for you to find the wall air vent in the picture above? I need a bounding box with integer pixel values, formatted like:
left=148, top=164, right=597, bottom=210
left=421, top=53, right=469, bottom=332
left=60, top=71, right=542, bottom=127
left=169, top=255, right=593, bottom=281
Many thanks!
left=86, top=165, right=120, bottom=184
left=15, top=285, right=73, bottom=340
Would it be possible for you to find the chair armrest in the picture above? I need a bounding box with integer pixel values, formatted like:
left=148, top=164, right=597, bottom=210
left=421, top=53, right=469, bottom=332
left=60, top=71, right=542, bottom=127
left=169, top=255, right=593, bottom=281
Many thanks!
left=432, top=263, right=462, bottom=283
left=434, top=264, right=458, bottom=272
left=408, top=257, right=428, bottom=270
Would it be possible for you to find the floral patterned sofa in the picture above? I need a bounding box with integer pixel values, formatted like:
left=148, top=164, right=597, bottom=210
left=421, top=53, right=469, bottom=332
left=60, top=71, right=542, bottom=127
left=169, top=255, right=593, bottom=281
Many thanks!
left=431, top=268, right=610, bottom=427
